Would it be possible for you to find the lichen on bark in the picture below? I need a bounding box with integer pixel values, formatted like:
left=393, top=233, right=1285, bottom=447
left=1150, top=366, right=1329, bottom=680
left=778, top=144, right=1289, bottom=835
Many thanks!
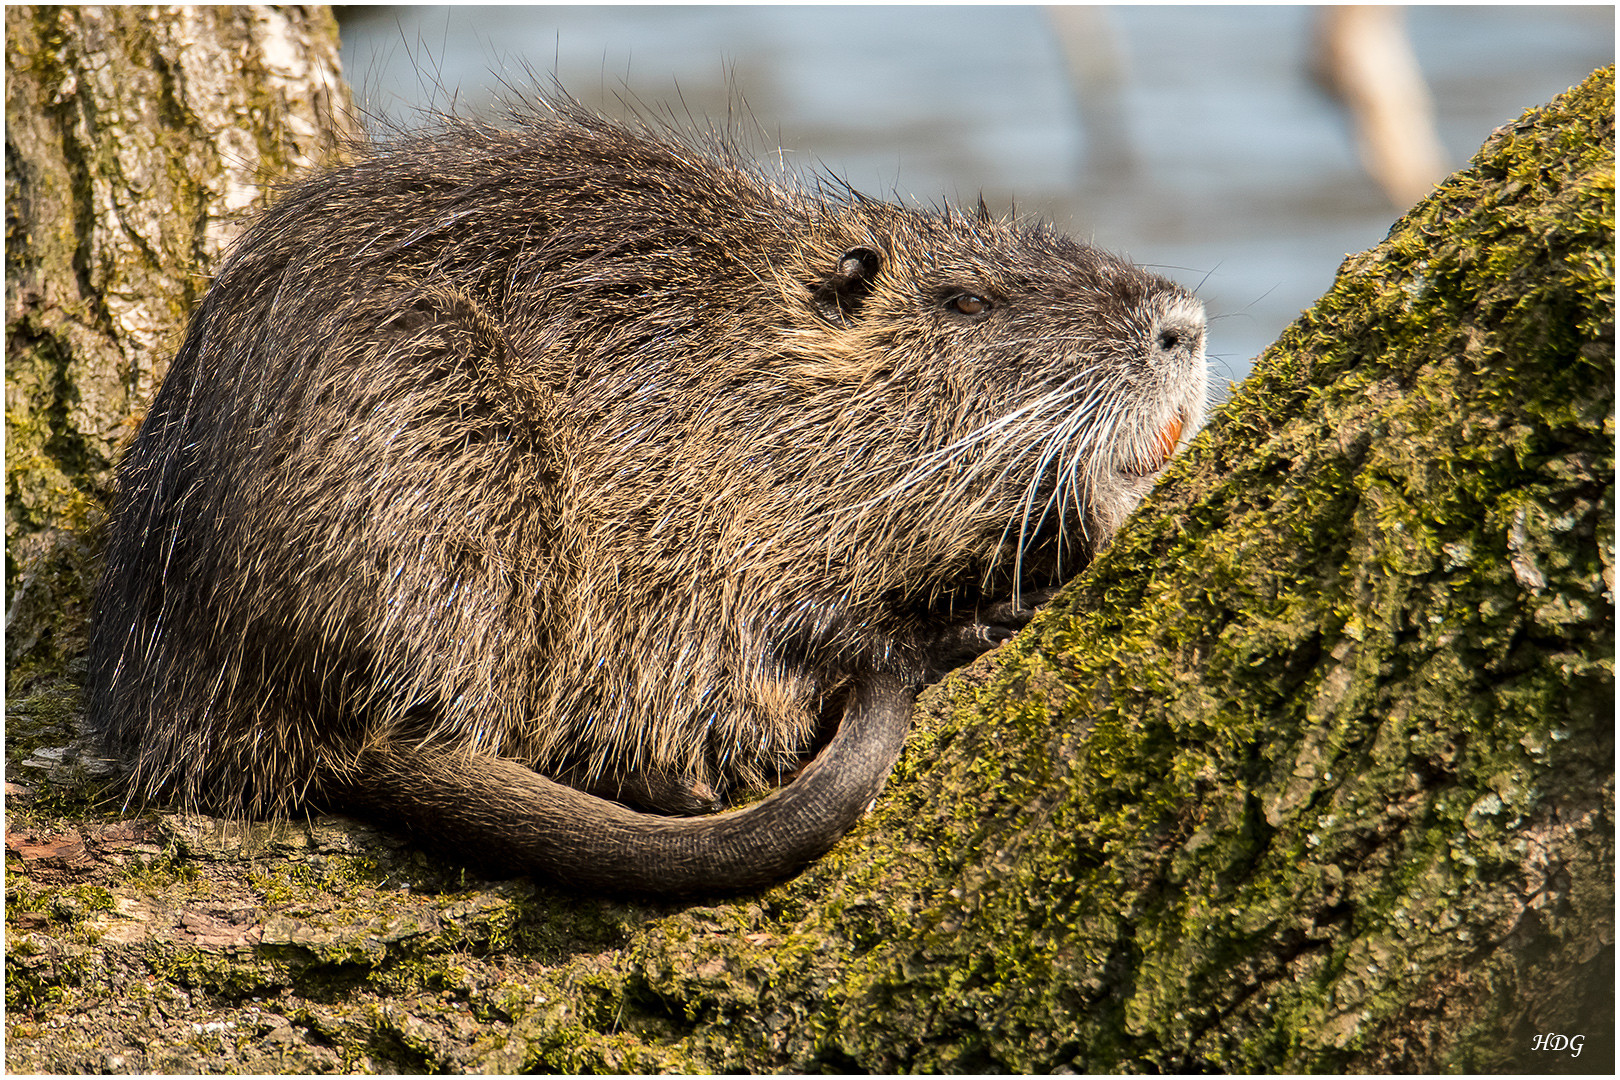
left=4, top=25, right=1611, bottom=1075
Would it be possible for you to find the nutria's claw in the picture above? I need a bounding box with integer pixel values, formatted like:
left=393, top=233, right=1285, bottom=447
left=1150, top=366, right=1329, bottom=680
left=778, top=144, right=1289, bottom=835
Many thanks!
left=976, top=586, right=1060, bottom=630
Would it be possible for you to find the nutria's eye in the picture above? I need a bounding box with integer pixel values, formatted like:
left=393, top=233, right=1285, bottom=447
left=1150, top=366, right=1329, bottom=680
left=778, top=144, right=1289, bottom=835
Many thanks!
left=948, top=293, right=991, bottom=317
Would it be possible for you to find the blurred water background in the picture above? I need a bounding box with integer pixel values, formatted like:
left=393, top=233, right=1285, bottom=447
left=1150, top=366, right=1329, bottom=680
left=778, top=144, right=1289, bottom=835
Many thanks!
left=337, top=4, right=1614, bottom=389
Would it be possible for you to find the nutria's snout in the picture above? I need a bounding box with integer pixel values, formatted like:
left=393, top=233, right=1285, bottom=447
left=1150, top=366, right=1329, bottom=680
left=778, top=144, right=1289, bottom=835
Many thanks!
left=1122, top=291, right=1209, bottom=478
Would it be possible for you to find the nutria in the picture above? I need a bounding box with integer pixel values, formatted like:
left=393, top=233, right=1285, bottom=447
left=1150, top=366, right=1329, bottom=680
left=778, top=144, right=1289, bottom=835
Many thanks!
left=86, top=96, right=1208, bottom=894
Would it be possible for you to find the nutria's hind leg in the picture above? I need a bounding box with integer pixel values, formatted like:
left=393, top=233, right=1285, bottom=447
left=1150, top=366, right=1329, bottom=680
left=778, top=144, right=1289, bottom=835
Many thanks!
left=551, top=763, right=723, bottom=815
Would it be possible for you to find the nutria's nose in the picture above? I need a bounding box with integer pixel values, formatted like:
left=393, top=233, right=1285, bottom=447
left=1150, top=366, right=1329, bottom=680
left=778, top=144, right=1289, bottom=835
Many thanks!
left=1151, top=295, right=1208, bottom=369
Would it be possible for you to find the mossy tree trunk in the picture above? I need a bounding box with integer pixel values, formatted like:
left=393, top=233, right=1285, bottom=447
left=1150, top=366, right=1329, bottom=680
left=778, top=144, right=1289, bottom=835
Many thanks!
left=4, top=8, right=1611, bottom=1073
left=4, top=3, right=350, bottom=683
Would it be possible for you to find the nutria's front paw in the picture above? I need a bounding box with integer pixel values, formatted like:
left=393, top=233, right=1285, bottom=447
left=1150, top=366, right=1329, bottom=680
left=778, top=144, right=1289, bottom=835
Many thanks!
left=919, top=587, right=1060, bottom=681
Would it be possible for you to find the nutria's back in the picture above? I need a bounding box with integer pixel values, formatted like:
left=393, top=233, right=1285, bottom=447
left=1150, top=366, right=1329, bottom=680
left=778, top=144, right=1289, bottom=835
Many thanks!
left=87, top=98, right=1208, bottom=892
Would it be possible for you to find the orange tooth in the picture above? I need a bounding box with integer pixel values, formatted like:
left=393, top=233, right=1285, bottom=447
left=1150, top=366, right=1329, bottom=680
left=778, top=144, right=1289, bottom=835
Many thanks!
left=1153, top=415, right=1184, bottom=468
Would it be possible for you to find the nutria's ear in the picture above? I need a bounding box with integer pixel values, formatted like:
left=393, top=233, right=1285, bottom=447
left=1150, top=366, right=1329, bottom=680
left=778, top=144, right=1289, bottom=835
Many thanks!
left=810, top=246, right=881, bottom=325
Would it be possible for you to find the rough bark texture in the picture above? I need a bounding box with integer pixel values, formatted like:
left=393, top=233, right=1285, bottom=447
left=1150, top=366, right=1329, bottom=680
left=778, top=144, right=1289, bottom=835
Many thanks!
left=4, top=20, right=1611, bottom=1075
left=4, top=3, right=350, bottom=685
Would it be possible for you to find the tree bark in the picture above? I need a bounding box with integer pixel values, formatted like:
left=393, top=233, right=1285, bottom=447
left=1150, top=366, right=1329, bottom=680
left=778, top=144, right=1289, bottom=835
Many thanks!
left=4, top=11, right=1611, bottom=1073
left=4, top=4, right=350, bottom=683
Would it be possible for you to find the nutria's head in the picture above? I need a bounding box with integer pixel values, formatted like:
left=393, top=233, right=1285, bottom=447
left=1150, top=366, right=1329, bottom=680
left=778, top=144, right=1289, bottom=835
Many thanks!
left=776, top=199, right=1208, bottom=604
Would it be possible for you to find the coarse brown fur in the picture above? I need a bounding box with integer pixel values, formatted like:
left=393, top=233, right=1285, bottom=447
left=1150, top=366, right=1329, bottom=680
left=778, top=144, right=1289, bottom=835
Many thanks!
left=87, top=96, right=1208, bottom=892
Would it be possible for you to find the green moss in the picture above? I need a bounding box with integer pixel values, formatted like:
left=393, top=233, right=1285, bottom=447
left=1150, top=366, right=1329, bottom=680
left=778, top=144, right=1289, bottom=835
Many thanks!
left=5, top=684, right=86, bottom=775
left=118, top=847, right=203, bottom=893
left=5, top=880, right=116, bottom=931
left=142, top=943, right=289, bottom=1000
